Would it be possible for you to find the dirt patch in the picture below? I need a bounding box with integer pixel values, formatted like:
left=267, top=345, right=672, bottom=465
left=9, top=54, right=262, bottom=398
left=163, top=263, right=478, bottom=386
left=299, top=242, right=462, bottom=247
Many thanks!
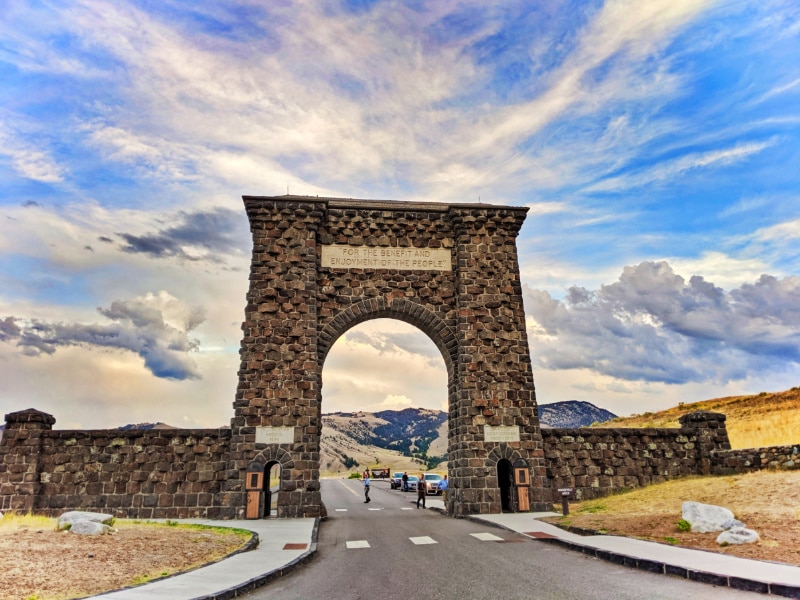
left=543, top=470, right=800, bottom=566
left=0, top=521, right=252, bottom=600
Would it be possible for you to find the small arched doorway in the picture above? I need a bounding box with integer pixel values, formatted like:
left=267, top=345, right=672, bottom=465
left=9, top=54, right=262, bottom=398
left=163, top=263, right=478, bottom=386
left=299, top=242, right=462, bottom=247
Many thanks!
left=265, top=461, right=281, bottom=518
left=497, top=459, right=514, bottom=512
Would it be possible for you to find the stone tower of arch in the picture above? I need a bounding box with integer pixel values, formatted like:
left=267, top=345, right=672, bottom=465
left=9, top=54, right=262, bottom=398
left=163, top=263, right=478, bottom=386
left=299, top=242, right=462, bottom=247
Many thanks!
left=230, top=195, right=549, bottom=518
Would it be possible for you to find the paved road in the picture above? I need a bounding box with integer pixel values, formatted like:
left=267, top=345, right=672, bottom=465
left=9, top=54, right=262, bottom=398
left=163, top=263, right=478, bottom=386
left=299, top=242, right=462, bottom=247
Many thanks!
left=243, top=479, right=760, bottom=600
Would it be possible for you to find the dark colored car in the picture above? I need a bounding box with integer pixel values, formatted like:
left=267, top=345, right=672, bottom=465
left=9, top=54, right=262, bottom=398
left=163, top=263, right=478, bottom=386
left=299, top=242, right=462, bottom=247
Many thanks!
left=390, top=471, right=404, bottom=489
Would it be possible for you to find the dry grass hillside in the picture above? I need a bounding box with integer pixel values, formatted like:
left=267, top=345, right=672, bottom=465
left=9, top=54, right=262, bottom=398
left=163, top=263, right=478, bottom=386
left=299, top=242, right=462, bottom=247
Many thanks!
left=598, top=386, right=800, bottom=449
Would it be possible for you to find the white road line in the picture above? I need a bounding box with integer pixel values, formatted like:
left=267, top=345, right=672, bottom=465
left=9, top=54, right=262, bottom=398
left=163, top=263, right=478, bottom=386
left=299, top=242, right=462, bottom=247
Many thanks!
left=470, top=532, right=504, bottom=542
left=338, top=480, right=364, bottom=498
left=409, top=536, right=437, bottom=545
left=368, top=507, right=383, bottom=511
left=400, top=507, right=414, bottom=510
left=334, top=509, right=348, bottom=512
left=346, top=540, right=371, bottom=549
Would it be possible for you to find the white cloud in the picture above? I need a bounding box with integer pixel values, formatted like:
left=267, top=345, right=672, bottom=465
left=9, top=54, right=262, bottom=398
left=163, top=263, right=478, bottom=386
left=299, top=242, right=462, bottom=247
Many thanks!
left=525, top=261, right=800, bottom=386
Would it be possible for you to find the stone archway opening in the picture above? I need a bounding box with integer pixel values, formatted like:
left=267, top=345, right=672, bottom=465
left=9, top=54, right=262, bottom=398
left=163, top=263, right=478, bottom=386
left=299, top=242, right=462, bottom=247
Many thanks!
left=497, top=458, right=513, bottom=512
left=265, top=461, right=281, bottom=518
left=321, top=318, right=450, bottom=477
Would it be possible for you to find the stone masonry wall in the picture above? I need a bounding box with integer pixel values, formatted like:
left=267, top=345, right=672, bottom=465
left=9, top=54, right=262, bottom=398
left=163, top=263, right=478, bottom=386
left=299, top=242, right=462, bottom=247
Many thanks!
left=712, top=445, right=800, bottom=474
left=0, top=409, right=234, bottom=519
left=542, top=411, right=732, bottom=501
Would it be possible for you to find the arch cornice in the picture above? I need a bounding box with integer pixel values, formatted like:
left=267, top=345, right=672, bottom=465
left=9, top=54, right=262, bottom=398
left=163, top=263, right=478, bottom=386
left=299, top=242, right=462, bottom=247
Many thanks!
left=317, top=297, right=457, bottom=373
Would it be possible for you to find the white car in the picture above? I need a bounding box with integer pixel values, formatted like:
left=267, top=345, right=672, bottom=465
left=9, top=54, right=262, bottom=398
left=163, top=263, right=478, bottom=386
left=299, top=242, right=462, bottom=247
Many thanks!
left=421, top=473, right=444, bottom=495
left=405, top=475, right=419, bottom=492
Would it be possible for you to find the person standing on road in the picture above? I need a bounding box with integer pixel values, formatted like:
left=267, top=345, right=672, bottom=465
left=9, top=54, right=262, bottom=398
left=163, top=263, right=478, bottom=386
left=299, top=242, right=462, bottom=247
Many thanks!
left=438, top=475, right=448, bottom=503
left=402, top=472, right=409, bottom=492
left=416, top=472, right=426, bottom=508
left=363, top=472, right=371, bottom=503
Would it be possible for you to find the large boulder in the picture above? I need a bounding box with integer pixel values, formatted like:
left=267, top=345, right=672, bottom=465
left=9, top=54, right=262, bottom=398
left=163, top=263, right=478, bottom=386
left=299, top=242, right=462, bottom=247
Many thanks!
left=57, top=511, right=114, bottom=531
left=69, top=520, right=113, bottom=536
left=681, top=501, right=737, bottom=533
left=717, top=527, right=760, bottom=545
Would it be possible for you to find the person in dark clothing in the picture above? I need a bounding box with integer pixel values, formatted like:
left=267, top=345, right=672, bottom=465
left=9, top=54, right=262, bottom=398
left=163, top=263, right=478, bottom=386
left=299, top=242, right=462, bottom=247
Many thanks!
left=402, top=472, right=409, bottom=492
left=416, top=472, right=426, bottom=508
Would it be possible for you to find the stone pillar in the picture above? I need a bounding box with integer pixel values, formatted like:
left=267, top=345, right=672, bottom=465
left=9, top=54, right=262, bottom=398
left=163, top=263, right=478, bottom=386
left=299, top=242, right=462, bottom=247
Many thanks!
left=0, top=409, right=55, bottom=513
left=679, top=411, right=731, bottom=475
left=229, top=198, right=325, bottom=518
left=447, top=207, right=549, bottom=515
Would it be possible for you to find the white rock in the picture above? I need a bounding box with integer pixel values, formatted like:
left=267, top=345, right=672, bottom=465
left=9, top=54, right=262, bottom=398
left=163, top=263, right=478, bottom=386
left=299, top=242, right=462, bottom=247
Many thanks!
left=681, top=501, right=735, bottom=533
left=57, top=511, right=114, bottom=530
left=69, top=520, right=111, bottom=536
left=720, top=518, right=746, bottom=530
left=717, top=527, right=760, bottom=545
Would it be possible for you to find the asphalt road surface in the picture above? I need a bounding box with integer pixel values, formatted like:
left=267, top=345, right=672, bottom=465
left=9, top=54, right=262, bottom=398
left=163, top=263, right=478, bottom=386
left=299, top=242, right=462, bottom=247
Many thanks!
left=243, top=479, right=762, bottom=600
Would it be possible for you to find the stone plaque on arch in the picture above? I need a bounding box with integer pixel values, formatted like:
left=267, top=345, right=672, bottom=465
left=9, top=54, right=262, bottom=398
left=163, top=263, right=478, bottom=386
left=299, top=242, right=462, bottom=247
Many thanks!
left=231, top=195, right=549, bottom=518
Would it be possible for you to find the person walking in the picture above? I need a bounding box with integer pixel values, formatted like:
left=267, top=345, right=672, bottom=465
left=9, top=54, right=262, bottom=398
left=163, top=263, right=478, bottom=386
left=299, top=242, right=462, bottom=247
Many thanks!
left=402, top=471, right=409, bottom=492
left=438, top=475, right=448, bottom=504
left=363, top=472, right=371, bottom=503
left=416, top=472, right=426, bottom=508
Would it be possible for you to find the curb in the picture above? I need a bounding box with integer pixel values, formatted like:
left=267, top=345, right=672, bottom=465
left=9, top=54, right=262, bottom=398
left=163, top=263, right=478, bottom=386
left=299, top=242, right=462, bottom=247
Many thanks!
left=200, top=517, right=320, bottom=600
left=464, top=515, right=800, bottom=598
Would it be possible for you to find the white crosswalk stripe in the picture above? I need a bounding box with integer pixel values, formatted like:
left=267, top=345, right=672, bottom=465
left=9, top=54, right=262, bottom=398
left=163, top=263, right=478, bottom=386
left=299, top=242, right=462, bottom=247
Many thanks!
left=346, top=540, right=370, bottom=549
left=409, top=536, right=437, bottom=545
left=470, top=532, right=504, bottom=542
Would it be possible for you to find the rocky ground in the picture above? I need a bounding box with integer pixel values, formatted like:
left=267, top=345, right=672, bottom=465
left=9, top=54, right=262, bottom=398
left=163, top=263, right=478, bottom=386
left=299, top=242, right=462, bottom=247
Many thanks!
left=0, top=521, right=250, bottom=600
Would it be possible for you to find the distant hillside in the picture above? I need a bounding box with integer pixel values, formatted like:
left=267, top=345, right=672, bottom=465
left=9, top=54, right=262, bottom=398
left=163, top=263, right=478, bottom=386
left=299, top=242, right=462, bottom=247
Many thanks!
left=116, top=422, right=176, bottom=430
left=538, top=401, right=617, bottom=428
left=322, top=408, right=446, bottom=474
left=598, top=386, right=800, bottom=450
left=320, top=401, right=614, bottom=474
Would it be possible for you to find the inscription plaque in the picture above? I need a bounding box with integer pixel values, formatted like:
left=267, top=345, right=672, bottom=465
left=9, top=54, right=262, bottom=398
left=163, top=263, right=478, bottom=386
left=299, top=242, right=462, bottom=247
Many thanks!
left=321, top=244, right=451, bottom=271
left=483, top=425, right=520, bottom=443
left=256, top=426, right=295, bottom=445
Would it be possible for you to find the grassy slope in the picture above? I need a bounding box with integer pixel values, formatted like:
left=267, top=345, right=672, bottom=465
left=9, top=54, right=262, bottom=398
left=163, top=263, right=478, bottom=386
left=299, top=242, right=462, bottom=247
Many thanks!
left=597, top=386, right=800, bottom=449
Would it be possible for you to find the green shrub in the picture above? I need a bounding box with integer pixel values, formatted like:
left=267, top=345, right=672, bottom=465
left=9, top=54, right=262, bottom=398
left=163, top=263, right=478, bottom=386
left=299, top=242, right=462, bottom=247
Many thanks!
left=677, top=518, right=691, bottom=532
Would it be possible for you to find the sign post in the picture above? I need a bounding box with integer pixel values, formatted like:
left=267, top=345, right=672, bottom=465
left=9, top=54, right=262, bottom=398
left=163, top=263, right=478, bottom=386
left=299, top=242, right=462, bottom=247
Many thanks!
left=557, top=487, right=573, bottom=516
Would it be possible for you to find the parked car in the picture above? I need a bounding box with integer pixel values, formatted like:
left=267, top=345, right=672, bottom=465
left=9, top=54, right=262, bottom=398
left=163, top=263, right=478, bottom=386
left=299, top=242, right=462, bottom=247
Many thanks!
left=405, top=475, right=419, bottom=492
left=390, top=472, right=404, bottom=489
left=422, top=473, right=444, bottom=495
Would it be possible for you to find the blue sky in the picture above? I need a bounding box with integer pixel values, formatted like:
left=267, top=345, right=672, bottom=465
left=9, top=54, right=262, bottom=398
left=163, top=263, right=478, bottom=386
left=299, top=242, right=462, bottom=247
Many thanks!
left=1, top=0, right=799, bottom=428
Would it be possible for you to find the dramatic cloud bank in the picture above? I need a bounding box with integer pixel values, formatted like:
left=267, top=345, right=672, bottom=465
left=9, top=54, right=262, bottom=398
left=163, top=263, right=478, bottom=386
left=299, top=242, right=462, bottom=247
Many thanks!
left=2, top=292, right=204, bottom=380
left=525, top=262, right=800, bottom=384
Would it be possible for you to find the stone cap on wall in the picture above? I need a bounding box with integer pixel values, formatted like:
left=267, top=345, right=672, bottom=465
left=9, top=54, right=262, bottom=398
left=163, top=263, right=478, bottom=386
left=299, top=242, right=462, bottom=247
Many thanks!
left=678, top=411, right=727, bottom=426
left=242, top=194, right=529, bottom=214
left=4, top=408, right=56, bottom=427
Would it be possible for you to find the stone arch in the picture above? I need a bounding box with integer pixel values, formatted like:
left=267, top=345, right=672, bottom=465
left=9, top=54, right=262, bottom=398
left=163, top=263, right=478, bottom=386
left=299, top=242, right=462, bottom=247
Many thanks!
left=317, top=297, right=458, bottom=374
left=232, top=196, right=550, bottom=518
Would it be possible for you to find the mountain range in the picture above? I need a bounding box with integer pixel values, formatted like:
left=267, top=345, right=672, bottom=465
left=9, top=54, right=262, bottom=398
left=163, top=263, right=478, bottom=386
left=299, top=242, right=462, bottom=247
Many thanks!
left=319, top=400, right=616, bottom=474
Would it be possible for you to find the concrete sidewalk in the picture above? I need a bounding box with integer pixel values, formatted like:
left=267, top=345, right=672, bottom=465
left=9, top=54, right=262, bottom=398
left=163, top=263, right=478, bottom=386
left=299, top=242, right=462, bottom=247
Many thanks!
left=91, top=504, right=800, bottom=599
left=473, top=511, right=800, bottom=598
